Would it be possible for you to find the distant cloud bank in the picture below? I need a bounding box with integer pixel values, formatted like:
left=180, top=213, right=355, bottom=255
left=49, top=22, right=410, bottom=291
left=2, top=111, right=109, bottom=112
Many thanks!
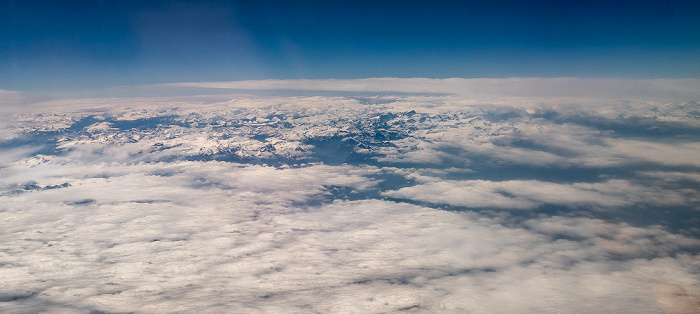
left=159, top=78, right=700, bottom=102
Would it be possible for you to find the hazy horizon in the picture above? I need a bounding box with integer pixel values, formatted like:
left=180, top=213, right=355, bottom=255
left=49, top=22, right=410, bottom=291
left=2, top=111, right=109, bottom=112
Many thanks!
left=3, top=0, right=700, bottom=92
left=2, top=1, right=700, bottom=313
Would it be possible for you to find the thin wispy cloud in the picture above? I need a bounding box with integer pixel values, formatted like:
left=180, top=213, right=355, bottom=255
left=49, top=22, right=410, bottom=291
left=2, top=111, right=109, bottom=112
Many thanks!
left=159, top=78, right=700, bottom=102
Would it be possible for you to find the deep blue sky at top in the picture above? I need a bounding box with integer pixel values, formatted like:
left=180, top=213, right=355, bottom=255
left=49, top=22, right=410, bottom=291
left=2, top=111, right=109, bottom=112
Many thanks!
left=1, top=0, right=699, bottom=91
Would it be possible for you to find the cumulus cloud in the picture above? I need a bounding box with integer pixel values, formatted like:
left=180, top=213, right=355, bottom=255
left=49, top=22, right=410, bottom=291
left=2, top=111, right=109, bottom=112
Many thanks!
left=524, top=216, right=700, bottom=257
left=3, top=182, right=698, bottom=312
left=1, top=90, right=699, bottom=313
left=3, top=181, right=699, bottom=312
left=638, top=171, right=700, bottom=183
left=381, top=179, right=694, bottom=210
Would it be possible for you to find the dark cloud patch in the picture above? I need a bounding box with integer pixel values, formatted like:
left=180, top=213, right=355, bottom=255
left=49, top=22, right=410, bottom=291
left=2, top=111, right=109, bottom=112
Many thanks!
left=66, top=199, right=97, bottom=206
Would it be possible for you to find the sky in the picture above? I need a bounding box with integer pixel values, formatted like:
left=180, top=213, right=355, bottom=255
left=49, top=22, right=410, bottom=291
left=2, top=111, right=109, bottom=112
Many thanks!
left=2, top=0, right=700, bottom=92
left=2, top=1, right=700, bottom=312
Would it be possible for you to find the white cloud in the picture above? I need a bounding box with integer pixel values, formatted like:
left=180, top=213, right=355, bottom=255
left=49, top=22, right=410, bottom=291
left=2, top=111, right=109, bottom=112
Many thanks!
left=0, top=89, right=57, bottom=117
left=381, top=179, right=693, bottom=210
left=2, top=89, right=700, bottom=313
left=158, top=78, right=700, bottom=102
left=0, top=89, right=26, bottom=109
left=524, top=216, right=700, bottom=258
left=638, top=171, right=700, bottom=183
left=3, top=181, right=698, bottom=312
left=608, top=139, right=700, bottom=167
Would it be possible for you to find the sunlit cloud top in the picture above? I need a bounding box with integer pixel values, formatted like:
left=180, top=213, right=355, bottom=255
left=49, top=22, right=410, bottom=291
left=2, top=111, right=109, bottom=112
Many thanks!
left=159, top=78, right=700, bottom=102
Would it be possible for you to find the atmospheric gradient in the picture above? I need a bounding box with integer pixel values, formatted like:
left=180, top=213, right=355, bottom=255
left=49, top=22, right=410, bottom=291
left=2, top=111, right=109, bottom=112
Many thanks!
left=1, top=1, right=700, bottom=313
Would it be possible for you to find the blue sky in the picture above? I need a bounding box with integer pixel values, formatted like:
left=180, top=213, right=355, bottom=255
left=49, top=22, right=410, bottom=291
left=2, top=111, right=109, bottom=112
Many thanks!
left=2, top=0, right=700, bottom=91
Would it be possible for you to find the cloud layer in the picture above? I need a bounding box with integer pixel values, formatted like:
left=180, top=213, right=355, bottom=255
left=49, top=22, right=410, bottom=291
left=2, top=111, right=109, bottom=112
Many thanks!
left=159, top=78, right=700, bottom=102
left=1, top=91, right=700, bottom=313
